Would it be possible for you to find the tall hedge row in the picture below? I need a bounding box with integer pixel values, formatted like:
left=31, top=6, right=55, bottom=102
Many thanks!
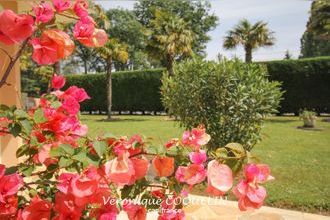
left=265, top=57, right=330, bottom=114
left=65, top=57, right=330, bottom=114
left=65, top=69, right=164, bottom=113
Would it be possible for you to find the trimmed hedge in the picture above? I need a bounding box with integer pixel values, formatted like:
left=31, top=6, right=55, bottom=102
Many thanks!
left=65, top=57, right=330, bottom=114
left=265, top=56, right=330, bottom=114
left=65, top=69, right=165, bottom=113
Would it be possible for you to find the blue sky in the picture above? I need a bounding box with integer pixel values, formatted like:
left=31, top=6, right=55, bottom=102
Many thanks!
left=95, top=0, right=312, bottom=61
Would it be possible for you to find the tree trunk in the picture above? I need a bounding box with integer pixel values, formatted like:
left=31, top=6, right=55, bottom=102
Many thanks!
left=84, top=61, right=88, bottom=74
left=106, top=57, right=113, bottom=120
left=245, top=46, right=252, bottom=63
left=166, top=54, right=174, bottom=76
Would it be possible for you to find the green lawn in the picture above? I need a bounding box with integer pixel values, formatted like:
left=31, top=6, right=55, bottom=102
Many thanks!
left=81, top=115, right=330, bottom=214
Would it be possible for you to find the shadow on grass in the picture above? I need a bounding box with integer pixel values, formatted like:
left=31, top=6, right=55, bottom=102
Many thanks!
left=93, top=117, right=148, bottom=123
left=265, top=118, right=297, bottom=123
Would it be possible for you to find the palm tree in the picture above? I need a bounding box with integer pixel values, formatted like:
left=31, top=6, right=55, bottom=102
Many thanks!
left=146, top=10, right=194, bottom=76
left=98, top=39, right=128, bottom=120
left=223, top=19, right=275, bottom=63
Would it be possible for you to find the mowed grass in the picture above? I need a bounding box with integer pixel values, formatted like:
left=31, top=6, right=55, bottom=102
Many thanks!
left=81, top=115, right=330, bottom=214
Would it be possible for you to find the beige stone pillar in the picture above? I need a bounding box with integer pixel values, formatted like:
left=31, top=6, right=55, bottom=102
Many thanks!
left=0, top=1, right=22, bottom=166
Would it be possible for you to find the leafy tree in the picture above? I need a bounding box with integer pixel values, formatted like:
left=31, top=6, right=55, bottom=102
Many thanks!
left=98, top=39, right=129, bottom=119
left=106, top=9, right=151, bottom=70
left=145, top=10, right=194, bottom=76
left=300, top=0, right=330, bottom=58
left=20, top=48, right=53, bottom=96
left=134, top=0, right=218, bottom=55
left=223, top=19, right=275, bottom=63
left=284, top=50, right=292, bottom=60
left=307, top=0, right=330, bottom=40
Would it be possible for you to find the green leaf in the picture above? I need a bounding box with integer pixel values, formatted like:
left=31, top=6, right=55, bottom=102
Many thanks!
left=0, top=104, right=10, bottom=111
left=225, top=143, right=245, bottom=157
left=215, top=147, right=228, bottom=159
left=14, top=109, right=29, bottom=119
left=5, top=166, right=18, bottom=175
left=59, top=144, right=75, bottom=155
left=8, top=123, right=21, bottom=137
left=147, top=145, right=166, bottom=155
left=86, top=153, right=100, bottom=167
left=33, top=108, right=46, bottom=123
left=16, top=145, right=29, bottom=157
left=47, top=164, right=59, bottom=173
left=20, top=119, right=32, bottom=134
left=50, top=147, right=61, bottom=157
left=50, top=101, right=62, bottom=108
left=19, top=165, right=34, bottom=177
left=59, top=157, right=73, bottom=168
left=93, top=140, right=107, bottom=157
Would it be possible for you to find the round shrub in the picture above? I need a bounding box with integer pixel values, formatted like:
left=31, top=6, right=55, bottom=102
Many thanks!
left=161, top=58, right=283, bottom=151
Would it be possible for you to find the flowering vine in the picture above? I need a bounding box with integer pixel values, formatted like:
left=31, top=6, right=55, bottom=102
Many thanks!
left=0, top=0, right=107, bottom=87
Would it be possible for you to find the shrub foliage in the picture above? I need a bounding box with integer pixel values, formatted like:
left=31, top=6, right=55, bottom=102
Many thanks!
left=161, top=58, right=282, bottom=150
left=64, top=57, right=330, bottom=115
left=65, top=69, right=164, bottom=113
left=265, top=56, right=330, bottom=114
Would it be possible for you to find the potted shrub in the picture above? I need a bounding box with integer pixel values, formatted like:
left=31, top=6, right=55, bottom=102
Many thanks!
left=299, top=110, right=317, bottom=128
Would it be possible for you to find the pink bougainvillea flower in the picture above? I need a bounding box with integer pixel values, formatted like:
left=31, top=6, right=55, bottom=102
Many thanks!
left=53, top=0, right=71, bottom=12
left=164, top=138, right=179, bottom=149
left=189, top=150, right=207, bottom=165
left=31, top=29, right=75, bottom=65
left=71, top=124, right=88, bottom=137
left=32, top=144, right=52, bottom=165
left=54, top=192, right=83, bottom=220
left=57, top=173, right=76, bottom=194
left=233, top=163, right=274, bottom=211
left=182, top=125, right=210, bottom=149
left=0, top=165, right=4, bottom=179
left=123, top=203, right=147, bottom=220
left=152, top=156, right=174, bottom=177
left=78, top=28, right=108, bottom=48
left=130, top=157, right=149, bottom=181
left=0, top=195, right=18, bottom=217
left=70, top=172, right=98, bottom=198
left=158, top=209, right=185, bottom=220
left=18, top=196, right=52, bottom=220
left=244, top=163, right=274, bottom=184
left=0, top=31, right=15, bottom=45
left=73, top=15, right=107, bottom=48
left=88, top=187, right=119, bottom=219
left=206, top=160, right=233, bottom=196
left=104, top=152, right=135, bottom=186
left=0, top=10, right=34, bottom=45
left=99, top=212, right=117, bottom=220
left=73, top=17, right=95, bottom=40
left=51, top=74, right=66, bottom=90
left=62, top=96, right=80, bottom=115
left=0, top=172, right=23, bottom=203
left=127, top=135, right=144, bottom=156
left=0, top=117, right=10, bottom=136
left=233, top=179, right=267, bottom=211
left=33, top=2, right=54, bottom=24
left=175, top=164, right=206, bottom=186
left=64, top=86, right=90, bottom=103
left=73, top=0, right=89, bottom=18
